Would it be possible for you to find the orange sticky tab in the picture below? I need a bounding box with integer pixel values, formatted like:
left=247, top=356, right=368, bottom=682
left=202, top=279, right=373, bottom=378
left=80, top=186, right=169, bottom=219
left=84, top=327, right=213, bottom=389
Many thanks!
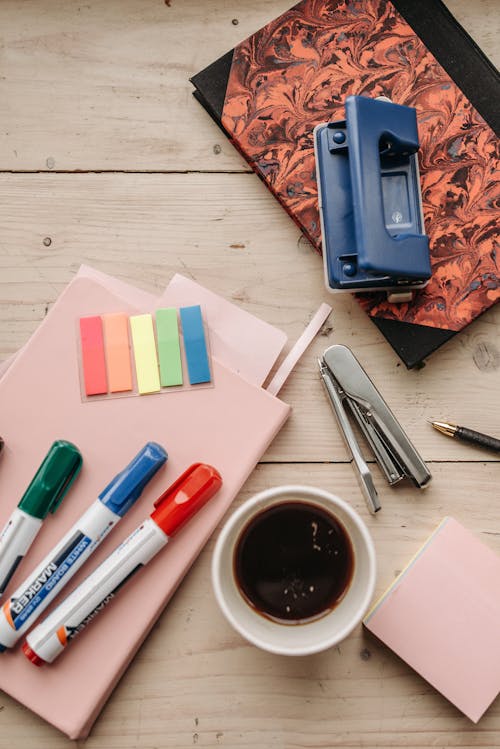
left=79, top=316, right=108, bottom=396
left=102, top=313, right=133, bottom=393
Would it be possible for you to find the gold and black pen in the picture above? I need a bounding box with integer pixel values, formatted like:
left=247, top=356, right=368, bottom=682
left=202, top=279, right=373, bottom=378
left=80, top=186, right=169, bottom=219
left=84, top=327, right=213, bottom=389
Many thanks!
left=431, top=421, right=500, bottom=454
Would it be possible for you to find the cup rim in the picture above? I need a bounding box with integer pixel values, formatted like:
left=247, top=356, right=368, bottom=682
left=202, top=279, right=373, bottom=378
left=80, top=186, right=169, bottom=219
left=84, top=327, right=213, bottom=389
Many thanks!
left=212, top=484, right=377, bottom=656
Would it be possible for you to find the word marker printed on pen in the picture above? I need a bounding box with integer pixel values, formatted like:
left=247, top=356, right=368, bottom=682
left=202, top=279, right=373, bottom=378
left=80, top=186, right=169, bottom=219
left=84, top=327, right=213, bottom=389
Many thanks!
left=129, top=314, right=161, bottom=394
left=24, top=463, right=222, bottom=666
left=0, top=442, right=167, bottom=651
left=180, top=305, right=211, bottom=384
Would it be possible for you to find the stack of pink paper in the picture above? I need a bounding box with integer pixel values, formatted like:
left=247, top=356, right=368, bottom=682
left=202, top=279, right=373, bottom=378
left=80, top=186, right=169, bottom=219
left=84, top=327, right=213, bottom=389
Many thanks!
left=0, top=266, right=291, bottom=738
left=364, top=517, right=500, bottom=722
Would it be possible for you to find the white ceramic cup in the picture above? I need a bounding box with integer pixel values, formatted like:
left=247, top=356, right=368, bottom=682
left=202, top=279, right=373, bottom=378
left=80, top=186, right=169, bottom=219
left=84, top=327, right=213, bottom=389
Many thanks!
left=212, top=485, right=376, bottom=656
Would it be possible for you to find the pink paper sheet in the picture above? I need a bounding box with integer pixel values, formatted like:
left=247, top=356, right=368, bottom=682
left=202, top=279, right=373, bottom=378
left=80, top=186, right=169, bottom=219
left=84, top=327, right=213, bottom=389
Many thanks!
left=160, top=273, right=287, bottom=386
left=0, top=273, right=290, bottom=738
left=364, top=517, right=500, bottom=722
left=0, top=266, right=288, bottom=388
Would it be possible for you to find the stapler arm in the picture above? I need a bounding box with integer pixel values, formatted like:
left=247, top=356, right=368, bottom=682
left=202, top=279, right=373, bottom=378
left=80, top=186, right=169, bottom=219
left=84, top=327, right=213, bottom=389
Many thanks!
left=319, top=345, right=432, bottom=514
left=319, top=360, right=381, bottom=514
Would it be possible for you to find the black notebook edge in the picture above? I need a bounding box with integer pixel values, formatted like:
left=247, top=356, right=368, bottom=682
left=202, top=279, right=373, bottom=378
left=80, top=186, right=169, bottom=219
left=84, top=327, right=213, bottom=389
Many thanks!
left=191, top=49, right=234, bottom=124
left=190, top=0, right=499, bottom=368
left=395, top=0, right=499, bottom=131
left=370, top=318, right=456, bottom=369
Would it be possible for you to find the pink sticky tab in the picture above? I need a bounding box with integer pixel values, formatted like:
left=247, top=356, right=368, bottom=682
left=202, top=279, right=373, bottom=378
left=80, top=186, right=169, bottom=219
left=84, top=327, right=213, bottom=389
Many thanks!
left=79, top=316, right=108, bottom=396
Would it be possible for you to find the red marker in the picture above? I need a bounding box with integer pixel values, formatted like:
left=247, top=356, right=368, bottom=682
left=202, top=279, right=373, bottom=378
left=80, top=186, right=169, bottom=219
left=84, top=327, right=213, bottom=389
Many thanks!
left=23, top=463, right=222, bottom=666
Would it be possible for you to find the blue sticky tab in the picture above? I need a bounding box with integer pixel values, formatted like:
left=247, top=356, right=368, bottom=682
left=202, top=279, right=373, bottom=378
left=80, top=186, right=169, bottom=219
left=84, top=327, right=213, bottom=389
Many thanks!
left=180, top=305, right=211, bottom=385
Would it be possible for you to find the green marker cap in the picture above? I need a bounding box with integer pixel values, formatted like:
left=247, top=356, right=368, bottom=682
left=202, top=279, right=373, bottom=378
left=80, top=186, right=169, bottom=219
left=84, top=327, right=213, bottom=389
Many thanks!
left=18, top=440, right=83, bottom=519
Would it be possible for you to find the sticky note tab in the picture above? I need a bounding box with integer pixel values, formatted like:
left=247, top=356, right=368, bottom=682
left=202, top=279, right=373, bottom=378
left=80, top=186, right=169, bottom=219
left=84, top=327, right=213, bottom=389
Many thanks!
left=79, top=316, right=108, bottom=396
left=156, top=308, right=183, bottom=387
left=179, top=305, right=211, bottom=385
left=129, top=314, right=161, bottom=394
left=102, top=313, right=133, bottom=393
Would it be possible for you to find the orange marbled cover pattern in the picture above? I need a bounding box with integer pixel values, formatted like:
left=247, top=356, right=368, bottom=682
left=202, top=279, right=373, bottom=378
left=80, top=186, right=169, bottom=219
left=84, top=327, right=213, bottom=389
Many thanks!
left=221, top=0, right=499, bottom=331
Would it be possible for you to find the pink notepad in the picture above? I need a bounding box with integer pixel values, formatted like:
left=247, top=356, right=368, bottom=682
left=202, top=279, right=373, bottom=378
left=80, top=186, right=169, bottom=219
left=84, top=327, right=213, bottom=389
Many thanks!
left=364, top=518, right=500, bottom=722
left=0, top=273, right=290, bottom=739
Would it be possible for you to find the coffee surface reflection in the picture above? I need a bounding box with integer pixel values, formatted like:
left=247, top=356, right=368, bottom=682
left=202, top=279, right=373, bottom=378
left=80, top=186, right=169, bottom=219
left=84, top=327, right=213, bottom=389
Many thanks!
left=233, top=501, right=354, bottom=624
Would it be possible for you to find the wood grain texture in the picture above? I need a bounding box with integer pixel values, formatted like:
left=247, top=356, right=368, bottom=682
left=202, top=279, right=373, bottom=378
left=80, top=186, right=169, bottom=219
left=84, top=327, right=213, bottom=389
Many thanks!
left=0, top=463, right=499, bottom=748
left=1, top=172, right=499, bottom=464
left=0, top=0, right=497, bottom=172
left=0, top=0, right=499, bottom=746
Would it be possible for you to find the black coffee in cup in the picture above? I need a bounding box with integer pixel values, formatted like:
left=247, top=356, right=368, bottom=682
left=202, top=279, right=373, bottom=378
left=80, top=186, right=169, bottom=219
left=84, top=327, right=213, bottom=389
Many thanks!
left=233, top=501, right=354, bottom=624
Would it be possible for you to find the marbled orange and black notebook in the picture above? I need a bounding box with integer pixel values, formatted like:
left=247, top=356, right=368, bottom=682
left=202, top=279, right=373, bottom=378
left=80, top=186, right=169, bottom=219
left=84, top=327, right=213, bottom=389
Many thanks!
left=191, top=0, right=499, bottom=368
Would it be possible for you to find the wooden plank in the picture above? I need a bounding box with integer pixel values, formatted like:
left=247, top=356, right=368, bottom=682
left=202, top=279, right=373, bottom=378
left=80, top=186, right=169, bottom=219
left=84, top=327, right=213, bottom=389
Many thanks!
left=0, top=0, right=291, bottom=172
left=0, top=462, right=498, bottom=747
left=1, top=3, right=498, bottom=744
left=0, top=0, right=497, bottom=172
left=1, top=172, right=499, bottom=464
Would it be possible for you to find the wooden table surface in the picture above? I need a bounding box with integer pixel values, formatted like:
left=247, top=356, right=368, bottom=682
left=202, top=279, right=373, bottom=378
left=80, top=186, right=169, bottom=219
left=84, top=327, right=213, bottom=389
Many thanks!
left=0, top=1, right=499, bottom=746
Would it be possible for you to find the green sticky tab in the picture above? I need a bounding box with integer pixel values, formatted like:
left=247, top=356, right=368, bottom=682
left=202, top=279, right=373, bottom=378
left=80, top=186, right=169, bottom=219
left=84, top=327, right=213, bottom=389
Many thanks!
left=156, top=308, right=183, bottom=387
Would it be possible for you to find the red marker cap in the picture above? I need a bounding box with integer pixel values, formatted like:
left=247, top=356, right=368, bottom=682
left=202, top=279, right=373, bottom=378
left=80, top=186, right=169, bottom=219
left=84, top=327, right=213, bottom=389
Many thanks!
left=151, top=463, right=222, bottom=537
left=22, top=641, right=46, bottom=667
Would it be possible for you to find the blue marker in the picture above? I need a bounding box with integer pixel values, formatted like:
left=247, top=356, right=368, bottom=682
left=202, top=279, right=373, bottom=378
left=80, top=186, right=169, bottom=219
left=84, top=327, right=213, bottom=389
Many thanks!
left=0, top=442, right=167, bottom=651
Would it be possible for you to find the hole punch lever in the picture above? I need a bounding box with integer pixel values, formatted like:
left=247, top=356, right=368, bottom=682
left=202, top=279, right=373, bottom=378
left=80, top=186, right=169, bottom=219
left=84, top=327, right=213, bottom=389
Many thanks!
left=314, top=95, right=431, bottom=298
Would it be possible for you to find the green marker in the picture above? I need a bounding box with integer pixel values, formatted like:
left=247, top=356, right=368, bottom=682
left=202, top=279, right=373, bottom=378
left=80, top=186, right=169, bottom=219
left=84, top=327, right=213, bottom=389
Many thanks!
left=0, top=440, right=82, bottom=595
left=156, top=308, right=183, bottom=387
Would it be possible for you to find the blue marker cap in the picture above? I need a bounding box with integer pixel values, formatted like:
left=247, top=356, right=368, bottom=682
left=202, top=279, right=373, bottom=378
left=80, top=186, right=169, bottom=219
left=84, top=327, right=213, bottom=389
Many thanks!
left=98, top=442, right=167, bottom=517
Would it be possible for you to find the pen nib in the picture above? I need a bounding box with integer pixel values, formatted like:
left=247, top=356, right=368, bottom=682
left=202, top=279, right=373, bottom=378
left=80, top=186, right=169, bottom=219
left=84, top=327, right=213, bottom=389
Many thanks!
left=431, top=421, right=457, bottom=437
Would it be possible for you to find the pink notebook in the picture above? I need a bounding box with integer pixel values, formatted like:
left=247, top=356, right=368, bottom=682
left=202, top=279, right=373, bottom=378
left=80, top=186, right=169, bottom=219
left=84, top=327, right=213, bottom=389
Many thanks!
left=364, top=518, right=500, bottom=722
left=0, top=273, right=290, bottom=738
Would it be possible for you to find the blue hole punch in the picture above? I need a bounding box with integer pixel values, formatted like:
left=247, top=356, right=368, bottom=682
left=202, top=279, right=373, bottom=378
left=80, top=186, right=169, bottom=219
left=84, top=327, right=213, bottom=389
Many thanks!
left=314, top=96, right=431, bottom=300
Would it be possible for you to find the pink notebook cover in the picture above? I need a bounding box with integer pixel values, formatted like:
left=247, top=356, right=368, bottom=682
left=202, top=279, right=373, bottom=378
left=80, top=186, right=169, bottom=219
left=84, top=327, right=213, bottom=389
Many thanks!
left=0, top=265, right=288, bottom=388
left=364, top=517, right=500, bottom=722
left=0, top=274, right=290, bottom=738
left=161, top=273, right=287, bottom=387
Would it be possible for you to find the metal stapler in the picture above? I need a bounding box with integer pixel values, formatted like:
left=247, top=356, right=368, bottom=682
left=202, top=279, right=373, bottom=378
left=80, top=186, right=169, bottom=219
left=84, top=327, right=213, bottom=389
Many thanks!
left=318, top=345, right=432, bottom=514
left=314, top=95, right=431, bottom=302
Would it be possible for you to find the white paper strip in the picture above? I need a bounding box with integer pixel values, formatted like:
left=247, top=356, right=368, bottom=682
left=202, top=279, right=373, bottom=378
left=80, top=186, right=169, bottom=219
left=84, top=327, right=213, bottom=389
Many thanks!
left=266, top=303, right=332, bottom=396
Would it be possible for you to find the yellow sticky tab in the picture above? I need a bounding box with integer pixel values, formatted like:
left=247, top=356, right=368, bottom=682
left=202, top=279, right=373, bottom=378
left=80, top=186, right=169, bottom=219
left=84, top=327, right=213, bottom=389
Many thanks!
left=129, top=314, right=161, bottom=394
